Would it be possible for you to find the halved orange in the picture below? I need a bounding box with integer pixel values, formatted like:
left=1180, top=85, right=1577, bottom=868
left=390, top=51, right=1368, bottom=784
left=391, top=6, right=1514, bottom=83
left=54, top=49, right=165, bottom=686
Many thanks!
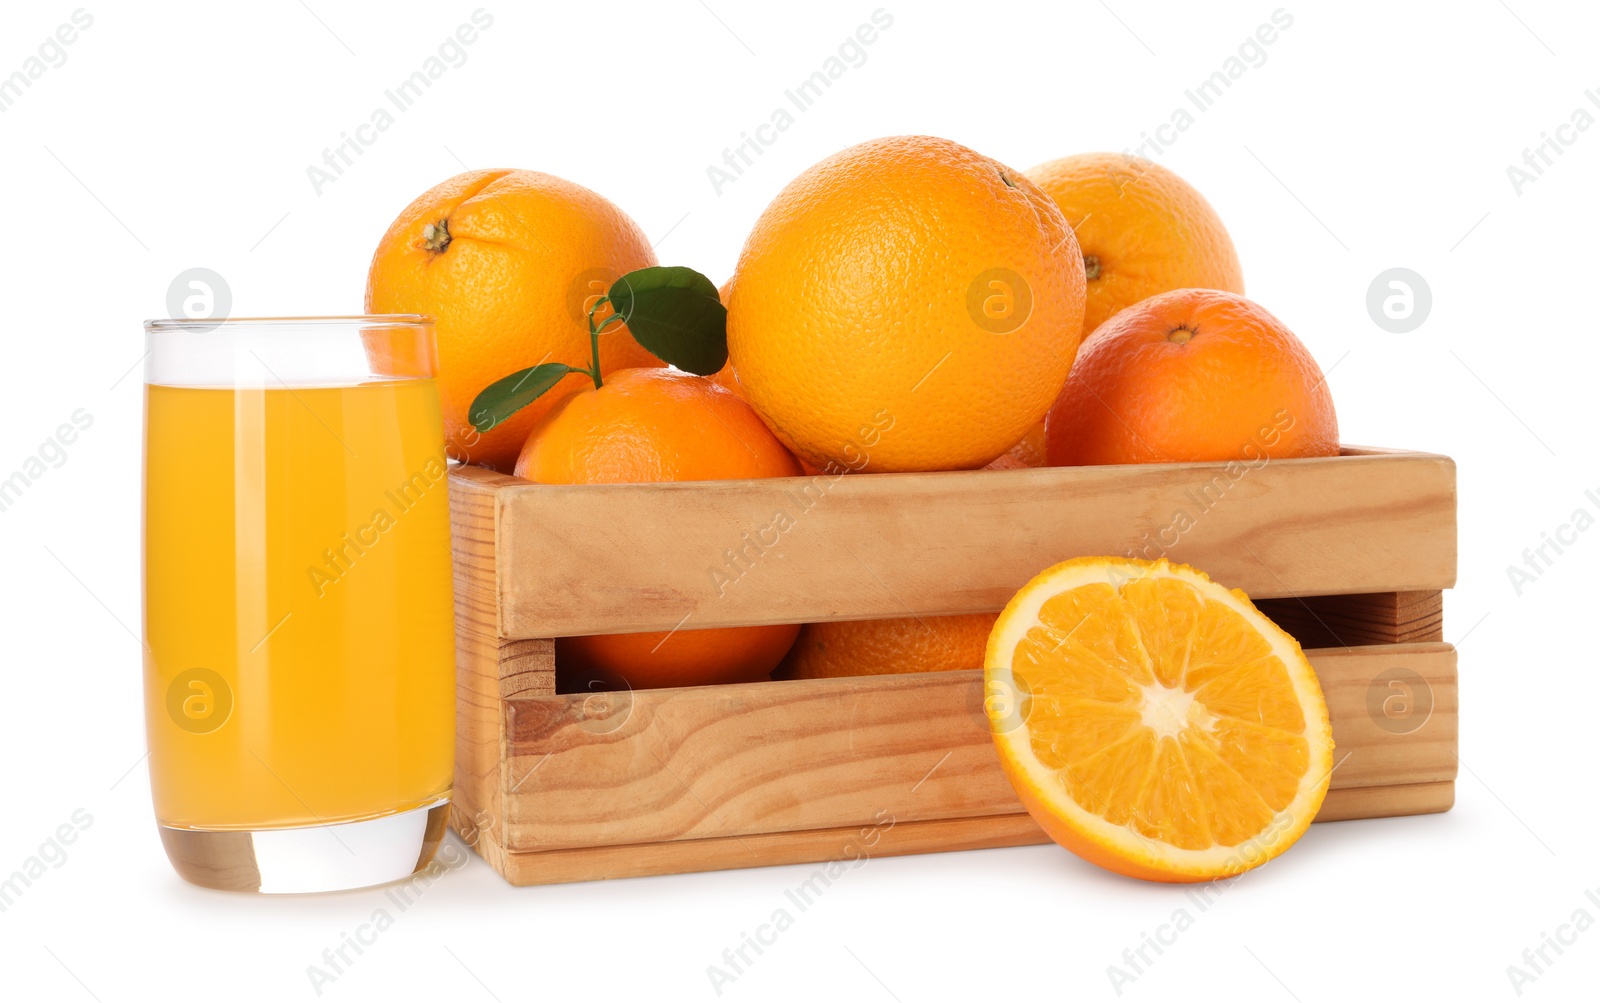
left=984, top=557, right=1334, bottom=882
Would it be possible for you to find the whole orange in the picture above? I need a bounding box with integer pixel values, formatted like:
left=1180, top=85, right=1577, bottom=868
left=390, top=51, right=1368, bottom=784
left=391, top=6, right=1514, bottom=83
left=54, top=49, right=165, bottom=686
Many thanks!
left=1045, top=289, right=1338, bottom=466
left=779, top=612, right=998, bottom=679
left=366, top=169, right=662, bottom=471
left=728, top=136, right=1086, bottom=472
left=1025, top=154, right=1244, bottom=338
left=710, top=277, right=744, bottom=397
left=515, top=367, right=802, bottom=689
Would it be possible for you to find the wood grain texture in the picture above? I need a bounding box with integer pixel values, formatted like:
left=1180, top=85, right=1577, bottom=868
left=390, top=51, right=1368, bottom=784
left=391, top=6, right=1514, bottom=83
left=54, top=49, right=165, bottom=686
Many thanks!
left=1256, top=590, right=1444, bottom=649
left=495, top=643, right=1457, bottom=854
left=1305, top=643, right=1457, bottom=786
left=1314, top=780, right=1455, bottom=823
left=490, top=813, right=1049, bottom=886
left=460, top=450, right=1458, bottom=638
left=447, top=450, right=1460, bottom=886
left=448, top=469, right=513, bottom=874
left=498, top=638, right=555, bottom=700
left=484, top=781, right=1457, bottom=886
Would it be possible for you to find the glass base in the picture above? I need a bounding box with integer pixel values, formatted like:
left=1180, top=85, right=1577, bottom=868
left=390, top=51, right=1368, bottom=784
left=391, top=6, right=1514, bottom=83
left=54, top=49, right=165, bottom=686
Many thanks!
left=159, top=797, right=450, bottom=893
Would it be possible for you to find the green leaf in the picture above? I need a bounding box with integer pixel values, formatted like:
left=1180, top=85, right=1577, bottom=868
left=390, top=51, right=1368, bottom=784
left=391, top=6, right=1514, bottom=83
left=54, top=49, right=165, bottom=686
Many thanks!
left=469, top=363, right=576, bottom=433
left=607, top=266, right=728, bottom=375
left=615, top=264, right=720, bottom=301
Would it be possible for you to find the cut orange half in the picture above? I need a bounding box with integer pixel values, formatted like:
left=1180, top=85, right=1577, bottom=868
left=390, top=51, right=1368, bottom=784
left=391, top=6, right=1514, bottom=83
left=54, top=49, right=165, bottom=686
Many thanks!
left=984, top=557, right=1334, bottom=882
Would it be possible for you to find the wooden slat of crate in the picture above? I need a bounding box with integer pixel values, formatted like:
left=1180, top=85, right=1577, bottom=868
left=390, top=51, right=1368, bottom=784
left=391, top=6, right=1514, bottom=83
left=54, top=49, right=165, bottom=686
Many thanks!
left=449, top=466, right=503, bottom=874
left=491, top=643, right=1455, bottom=854
left=459, top=447, right=1456, bottom=639
left=460, top=781, right=1460, bottom=887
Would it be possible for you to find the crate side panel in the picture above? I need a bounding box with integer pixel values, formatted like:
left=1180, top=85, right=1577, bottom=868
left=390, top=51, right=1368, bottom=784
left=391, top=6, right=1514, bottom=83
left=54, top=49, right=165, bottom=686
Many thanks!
left=488, top=779, right=1456, bottom=885
left=447, top=469, right=514, bottom=870
left=1315, top=643, right=1458, bottom=787
left=495, top=814, right=1049, bottom=886
left=495, top=452, right=1457, bottom=637
left=499, top=643, right=1457, bottom=853
left=501, top=669, right=999, bottom=853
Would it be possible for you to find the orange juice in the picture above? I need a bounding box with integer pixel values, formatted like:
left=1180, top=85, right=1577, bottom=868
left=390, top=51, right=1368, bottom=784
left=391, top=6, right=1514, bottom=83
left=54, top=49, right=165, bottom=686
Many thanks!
left=143, top=378, right=454, bottom=830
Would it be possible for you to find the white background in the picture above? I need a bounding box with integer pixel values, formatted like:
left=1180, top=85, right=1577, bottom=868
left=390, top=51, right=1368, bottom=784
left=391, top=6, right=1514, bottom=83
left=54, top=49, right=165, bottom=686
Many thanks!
left=1, top=0, right=1596, bottom=999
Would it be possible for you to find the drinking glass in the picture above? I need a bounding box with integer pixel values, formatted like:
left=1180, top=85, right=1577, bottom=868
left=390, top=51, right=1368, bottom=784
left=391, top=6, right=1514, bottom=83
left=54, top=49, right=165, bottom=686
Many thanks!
left=142, top=316, right=454, bottom=892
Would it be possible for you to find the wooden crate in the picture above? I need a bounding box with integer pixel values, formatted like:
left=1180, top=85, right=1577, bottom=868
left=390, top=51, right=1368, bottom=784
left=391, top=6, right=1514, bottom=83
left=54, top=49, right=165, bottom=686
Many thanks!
left=448, top=446, right=1458, bottom=885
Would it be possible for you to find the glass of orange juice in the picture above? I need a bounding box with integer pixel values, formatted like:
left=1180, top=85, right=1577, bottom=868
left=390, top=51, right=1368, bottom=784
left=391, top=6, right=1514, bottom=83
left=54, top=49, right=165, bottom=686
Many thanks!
left=141, top=316, right=455, bottom=892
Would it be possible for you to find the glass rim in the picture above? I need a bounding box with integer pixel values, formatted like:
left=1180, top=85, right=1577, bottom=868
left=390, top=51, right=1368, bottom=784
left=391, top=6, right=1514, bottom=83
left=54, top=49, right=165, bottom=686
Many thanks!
left=144, top=314, right=432, bottom=333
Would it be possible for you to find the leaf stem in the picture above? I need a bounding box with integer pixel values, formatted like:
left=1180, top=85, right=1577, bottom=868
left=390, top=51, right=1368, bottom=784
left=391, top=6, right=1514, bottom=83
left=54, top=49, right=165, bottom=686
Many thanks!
left=585, top=296, right=624, bottom=390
